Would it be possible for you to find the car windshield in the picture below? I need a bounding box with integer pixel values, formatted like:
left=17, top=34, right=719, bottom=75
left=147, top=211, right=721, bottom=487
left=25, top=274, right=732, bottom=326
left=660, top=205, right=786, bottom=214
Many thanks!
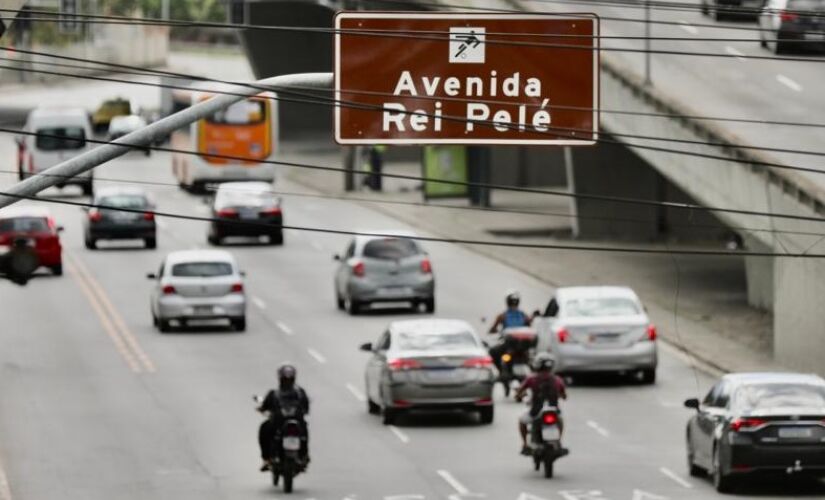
left=207, top=100, right=265, bottom=125
left=733, top=383, right=825, bottom=411
left=563, top=297, right=641, bottom=317
left=0, top=217, right=49, bottom=233
left=395, top=330, right=478, bottom=351
left=363, top=238, right=419, bottom=260
left=171, top=262, right=233, bottom=277
left=35, top=127, right=86, bottom=151
left=98, top=195, right=148, bottom=210
left=217, top=189, right=276, bottom=208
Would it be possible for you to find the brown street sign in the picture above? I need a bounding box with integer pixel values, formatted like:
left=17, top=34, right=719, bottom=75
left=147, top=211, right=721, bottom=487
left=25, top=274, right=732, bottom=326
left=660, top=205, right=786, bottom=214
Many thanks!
left=334, top=12, right=599, bottom=145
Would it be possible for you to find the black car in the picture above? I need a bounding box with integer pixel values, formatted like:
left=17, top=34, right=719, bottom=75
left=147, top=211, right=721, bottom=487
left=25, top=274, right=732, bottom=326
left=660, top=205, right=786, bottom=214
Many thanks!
left=207, top=181, right=283, bottom=246
left=702, top=0, right=763, bottom=20
left=84, top=187, right=157, bottom=249
left=685, top=372, right=825, bottom=493
left=759, top=0, right=825, bottom=54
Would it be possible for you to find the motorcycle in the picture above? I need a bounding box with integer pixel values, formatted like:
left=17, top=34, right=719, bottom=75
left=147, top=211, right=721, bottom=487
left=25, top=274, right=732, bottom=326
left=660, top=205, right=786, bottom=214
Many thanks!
left=497, top=327, right=537, bottom=397
left=254, top=395, right=308, bottom=493
left=528, top=405, right=568, bottom=478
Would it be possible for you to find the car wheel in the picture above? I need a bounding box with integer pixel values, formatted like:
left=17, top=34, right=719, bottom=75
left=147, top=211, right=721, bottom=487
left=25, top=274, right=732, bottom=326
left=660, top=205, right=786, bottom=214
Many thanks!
left=51, top=264, right=63, bottom=276
left=207, top=233, right=221, bottom=246
left=145, top=237, right=157, bottom=249
left=232, top=317, right=247, bottom=332
left=336, top=293, right=345, bottom=310
left=85, top=237, right=97, bottom=250
left=345, top=297, right=361, bottom=316
left=382, top=408, right=398, bottom=425
left=712, top=444, right=734, bottom=493
left=687, top=431, right=705, bottom=477
left=479, top=406, right=494, bottom=425
left=269, top=232, right=284, bottom=246
left=158, top=319, right=172, bottom=333
left=367, top=398, right=381, bottom=415
left=423, top=297, right=436, bottom=314
left=152, top=313, right=159, bottom=328
left=640, top=369, right=656, bottom=385
left=543, top=456, right=554, bottom=478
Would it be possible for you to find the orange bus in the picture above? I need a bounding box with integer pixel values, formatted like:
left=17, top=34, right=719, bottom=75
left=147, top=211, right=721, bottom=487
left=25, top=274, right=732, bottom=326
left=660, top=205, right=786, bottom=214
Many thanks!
left=171, top=85, right=278, bottom=192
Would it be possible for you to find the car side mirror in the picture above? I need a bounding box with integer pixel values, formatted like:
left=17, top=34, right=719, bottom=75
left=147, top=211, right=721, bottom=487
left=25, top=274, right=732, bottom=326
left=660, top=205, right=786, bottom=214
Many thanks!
left=146, top=272, right=157, bottom=280
left=56, top=226, right=65, bottom=233
left=359, top=342, right=373, bottom=352
left=481, top=340, right=490, bottom=348
left=240, top=271, right=247, bottom=277
left=333, top=254, right=341, bottom=261
left=684, top=398, right=700, bottom=410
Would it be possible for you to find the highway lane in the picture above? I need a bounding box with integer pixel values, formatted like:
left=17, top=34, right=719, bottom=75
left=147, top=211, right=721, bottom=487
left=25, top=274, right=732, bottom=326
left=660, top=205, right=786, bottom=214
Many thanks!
left=1, top=140, right=823, bottom=499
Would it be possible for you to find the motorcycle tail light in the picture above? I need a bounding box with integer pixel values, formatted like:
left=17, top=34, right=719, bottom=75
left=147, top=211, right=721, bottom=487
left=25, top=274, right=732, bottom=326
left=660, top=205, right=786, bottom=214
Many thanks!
left=542, top=412, right=559, bottom=425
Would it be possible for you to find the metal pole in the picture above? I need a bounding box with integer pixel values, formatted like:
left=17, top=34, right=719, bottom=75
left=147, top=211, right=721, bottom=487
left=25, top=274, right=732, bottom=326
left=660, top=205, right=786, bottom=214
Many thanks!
left=644, top=0, right=652, bottom=86
left=0, top=73, right=333, bottom=209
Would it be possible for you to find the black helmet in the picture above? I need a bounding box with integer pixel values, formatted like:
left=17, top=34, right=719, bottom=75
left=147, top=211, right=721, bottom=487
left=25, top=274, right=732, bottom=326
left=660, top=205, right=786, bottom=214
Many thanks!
left=533, top=352, right=556, bottom=372
left=278, top=364, right=297, bottom=389
left=506, top=291, right=521, bottom=307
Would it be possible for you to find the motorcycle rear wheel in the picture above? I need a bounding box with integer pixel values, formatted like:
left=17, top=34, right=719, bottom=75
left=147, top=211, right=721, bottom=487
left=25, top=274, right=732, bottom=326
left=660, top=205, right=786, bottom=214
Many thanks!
left=283, top=470, right=294, bottom=493
left=543, top=456, right=554, bottom=478
left=271, top=472, right=280, bottom=486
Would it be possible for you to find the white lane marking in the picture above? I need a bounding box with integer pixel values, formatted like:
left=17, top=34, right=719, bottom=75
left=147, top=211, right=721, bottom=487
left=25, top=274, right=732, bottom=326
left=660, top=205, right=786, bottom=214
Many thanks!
left=436, top=470, right=470, bottom=496
left=659, top=466, right=693, bottom=488
left=307, top=348, right=327, bottom=364
left=251, top=296, right=266, bottom=310
left=345, top=383, right=366, bottom=402
left=389, top=425, right=410, bottom=444
left=0, top=454, right=11, bottom=500
left=678, top=21, right=698, bottom=34
left=276, top=321, right=294, bottom=336
left=586, top=420, right=610, bottom=437
left=310, top=241, right=324, bottom=251
left=724, top=45, right=746, bottom=61
left=777, top=74, right=803, bottom=92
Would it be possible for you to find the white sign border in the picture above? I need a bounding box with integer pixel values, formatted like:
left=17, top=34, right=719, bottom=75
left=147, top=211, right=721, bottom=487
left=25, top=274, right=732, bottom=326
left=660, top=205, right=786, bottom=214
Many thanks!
left=333, top=11, right=600, bottom=146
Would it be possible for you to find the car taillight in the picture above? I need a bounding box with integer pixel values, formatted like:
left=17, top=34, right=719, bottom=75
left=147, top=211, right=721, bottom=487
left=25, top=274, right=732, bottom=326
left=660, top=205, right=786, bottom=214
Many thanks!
left=143, top=211, right=155, bottom=221
left=88, top=210, right=103, bottom=222
left=463, top=356, right=493, bottom=368
left=260, top=207, right=281, bottom=216
left=162, top=285, right=176, bottom=295
left=231, top=283, right=244, bottom=293
left=780, top=10, right=798, bottom=21
left=420, top=258, right=432, bottom=274
left=730, top=418, right=766, bottom=432
left=352, top=260, right=365, bottom=277
left=557, top=328, right=570, bottom=343
left=388, top=358, right=421, bottom=371
left=217, top=208, right=238, bottom=218
left=0, top=234, right=9, bottom=246
left=542, top=412, right=559, bottom=425
left=639, top=324, right=657, bottom=342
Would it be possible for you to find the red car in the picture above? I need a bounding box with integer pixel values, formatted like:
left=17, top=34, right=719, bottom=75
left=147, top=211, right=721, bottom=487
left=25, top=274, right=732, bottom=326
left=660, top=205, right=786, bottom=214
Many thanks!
left=0, top=206, right=63, bottom=276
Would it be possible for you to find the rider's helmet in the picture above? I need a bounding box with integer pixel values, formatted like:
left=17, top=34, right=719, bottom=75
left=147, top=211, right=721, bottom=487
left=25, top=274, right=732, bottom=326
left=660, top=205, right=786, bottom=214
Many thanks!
left=506, top=290, right=521, bottom=308
left=278, top=364, right=297, bottom=390
left=532, top=352, right=556, bottom=372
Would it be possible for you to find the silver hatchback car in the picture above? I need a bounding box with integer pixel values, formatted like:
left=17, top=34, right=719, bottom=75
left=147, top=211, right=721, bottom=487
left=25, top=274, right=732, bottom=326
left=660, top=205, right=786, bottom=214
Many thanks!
left=148, top=250, right=246, bottom=332
left=334, top=231, right=435, bottom=315
left=360, top=319, right=496, bottom=425
left=534, top=286, right=657, bottom=383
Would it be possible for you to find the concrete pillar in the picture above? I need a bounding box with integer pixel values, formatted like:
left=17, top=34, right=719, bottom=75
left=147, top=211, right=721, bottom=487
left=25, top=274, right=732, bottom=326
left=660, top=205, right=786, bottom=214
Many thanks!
left=773, top=257, right=825, bottom=373
left=743, top=235, right=774, bottom=312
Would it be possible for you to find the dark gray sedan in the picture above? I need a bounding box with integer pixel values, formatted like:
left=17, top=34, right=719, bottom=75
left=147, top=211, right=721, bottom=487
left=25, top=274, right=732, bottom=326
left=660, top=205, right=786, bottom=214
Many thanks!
left=84, top=186, right=156, bottom=249
left=759, top=0, right=825, bottom=53
left=360, top=319, right=496, bottom=425
left=685, top=372, right=825, bottom=493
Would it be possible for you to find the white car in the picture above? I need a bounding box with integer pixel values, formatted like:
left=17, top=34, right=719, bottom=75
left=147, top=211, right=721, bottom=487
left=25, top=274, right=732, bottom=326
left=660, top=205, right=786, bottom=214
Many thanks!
left=534, top=286, right=657, bottom=383
left=148, top=250, right=246, bottom=332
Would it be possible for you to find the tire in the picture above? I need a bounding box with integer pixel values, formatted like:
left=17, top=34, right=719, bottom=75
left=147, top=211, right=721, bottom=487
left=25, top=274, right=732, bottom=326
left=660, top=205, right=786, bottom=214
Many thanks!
left=640, top=369, right=656, bottom=385
left=479, top=406, right=494, bottom=425
left=207, top=233, right=221, bottom=246
left=232, top=317, right=247, bottom=332
left=686, top=431, right=705, bottom=477
left=158, top=319, right=171, bottom=333
left=423, top=297, right=436, bottom=313
left=713, top=444, right=734, bottom=493
left=543, top=456, right=554, bottom=478
left=283, top=469, right=293, bottom=493
left=346, top=297, right=361, bottom=316
left=145, top=237, right=157, bottom=249
left=382, top=408, right=397, bottom=426
left=336, top=293, right=345, bottom=310
left=152, top=313, right=159, bottom=328
left=51, top=264, right=63, bottom=276
left=367, top=398, right=381, bottom=415
left=271, top=472, right=280, bottom=486
left=533, top=455, right=541, bottom=471
left=82, top=182, right=94, bottom=197
left=270, top=232, right=284, bottom=246
left=85, top=237, right=97, bottom=250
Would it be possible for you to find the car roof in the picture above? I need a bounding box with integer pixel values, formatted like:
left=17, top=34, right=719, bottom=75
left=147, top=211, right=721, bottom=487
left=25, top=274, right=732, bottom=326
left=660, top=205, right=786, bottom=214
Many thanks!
left=164, top=250, right=236, bottom=266
left=0, top=205, right=51, bottom=219
left=110, top=115, right=145, bottom=125
left=388, top=318, right=475, bottom=336
left=29, top=106, right=88, bottom=120
left=556, top=286, right=640, bottom=301
left=721, top=372, right=825, bottom=387
left=353, top=230, right=419, bottom=246
left=95, top=186, right=148, bottom=198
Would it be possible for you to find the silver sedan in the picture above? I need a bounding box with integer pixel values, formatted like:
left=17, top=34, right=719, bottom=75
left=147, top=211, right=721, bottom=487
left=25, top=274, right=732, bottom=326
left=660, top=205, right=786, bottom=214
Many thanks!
left=534, top=286, right=657, bottom=383
left=360, top=319, right=496, bottom=425
left=148, top=250, right=247, bottom=332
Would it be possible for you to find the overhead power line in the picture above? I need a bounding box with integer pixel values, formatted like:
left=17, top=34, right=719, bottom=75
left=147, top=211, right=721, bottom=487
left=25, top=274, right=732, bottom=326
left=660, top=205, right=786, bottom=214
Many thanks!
left=3, top=190, right=823, bottom=258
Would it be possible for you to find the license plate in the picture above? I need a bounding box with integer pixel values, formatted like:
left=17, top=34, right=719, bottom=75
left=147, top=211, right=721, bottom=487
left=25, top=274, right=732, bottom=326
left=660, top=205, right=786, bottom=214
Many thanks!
left=193, top=305, right=214, bottom=315
left=282, top=436, right=301, bottom=451
left=239, top=210, right=258, bottom=220
left=779, top=427, right=813, bottom=439
left=512, top=364, right=530, bottom=377
left=542, top=426, right=560, bottom=441
left=590, top=333, right=620, bottom=343
left=426, top=369, right=456, bottom=380
left=805, top=32, right=825, bottom=40
left=377, top=287, right=412, bottom=297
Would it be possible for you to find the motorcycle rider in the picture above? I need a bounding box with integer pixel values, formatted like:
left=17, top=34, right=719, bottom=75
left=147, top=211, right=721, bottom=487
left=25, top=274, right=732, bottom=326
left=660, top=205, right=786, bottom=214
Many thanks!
left=514, top=353, right=567, bottom=456
left=488, top=291, right=535, bottom=371
left=257, top=364, right=310, bottom=471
